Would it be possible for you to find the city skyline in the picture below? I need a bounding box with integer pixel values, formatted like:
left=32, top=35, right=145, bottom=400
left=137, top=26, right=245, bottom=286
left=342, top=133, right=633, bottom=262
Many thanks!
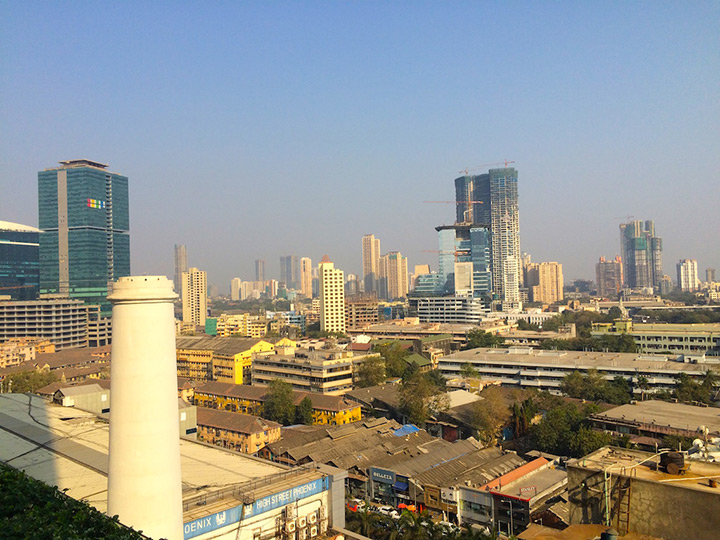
left=1, top=4, right=718, bottom=292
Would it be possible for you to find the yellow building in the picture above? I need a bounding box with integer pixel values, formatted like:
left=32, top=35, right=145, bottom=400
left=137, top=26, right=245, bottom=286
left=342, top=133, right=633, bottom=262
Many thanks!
left=215, top=313, right=250, bottom=337
left=176, top=336, right=274, bottom=384
left=194, top=381, right=362, bottom=426
left=526, top=262, right=564, bottom=304
left=196, top=407, right=281, bottom=454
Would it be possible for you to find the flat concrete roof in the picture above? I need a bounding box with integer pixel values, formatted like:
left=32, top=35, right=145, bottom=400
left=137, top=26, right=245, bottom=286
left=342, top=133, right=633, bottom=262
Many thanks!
left=0, top=393, right=289, bottom=518
left=569, top=446, right=720, bottom=494
left=444, top=348, right=719, bottom=374
left=592, top=400, right=720, bottom=436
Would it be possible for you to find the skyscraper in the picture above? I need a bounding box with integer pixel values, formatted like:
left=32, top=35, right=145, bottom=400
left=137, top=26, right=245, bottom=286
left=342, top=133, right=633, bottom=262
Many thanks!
left=526, top=262, right=564, bottom=304
left=677, top=259, right=699, bottom=292
left=38, top=159, right=130, bottom=315
left=596, top=256, right=623, bottom=298
left=174, top=244, right=187, bottom=296
left=619, top=220, right=663, bottom=290
left=453, top=168, right=521, bottom=310
left=361, top=234, right=381, bottom=295
left=707, top=268, right=716, bottom=283
left=280, top=255, right=299, bottom=290
left=318, top=255, right=345, bottom=334
left=255, top=259, right=265, bottom=283
left=300, top=257, right=313, bottom=298
left=0, top=220, right=39, bottom=300
left=182, top=267, right=207, bottom=326
left=380, top=251, right=409, bottom=299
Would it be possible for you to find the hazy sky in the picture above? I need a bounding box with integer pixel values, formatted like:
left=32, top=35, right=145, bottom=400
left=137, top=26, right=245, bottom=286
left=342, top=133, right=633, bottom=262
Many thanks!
left=1, top=2, right=718, bottom=293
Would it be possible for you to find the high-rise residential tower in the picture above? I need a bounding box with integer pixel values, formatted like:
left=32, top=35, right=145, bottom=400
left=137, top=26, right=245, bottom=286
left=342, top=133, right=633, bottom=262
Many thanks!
left=619, top=220, right=662, bottom=290
left=300, top=257, right=313, bottom=298
left=361, top=234, right=381, bottom=295
left=280, top=255, right=299, bottom=290
left=596, top=256, right=623, bottom=298
left=38, top=160, right=130, bottom=315
left=182, top=267, right=207, bottom=326
left=707, top=268, right=716, bottom=283
left=677, top=259, right=699, bottom=292
left=255, top=259, right=265, bottom=283
left=318, top=255, right=345, bottom=334
left=173, top=244, right=187, bottom=296
left=526, top=262, right=564, bottom=304
left=380, top=251, right=409, bottom=300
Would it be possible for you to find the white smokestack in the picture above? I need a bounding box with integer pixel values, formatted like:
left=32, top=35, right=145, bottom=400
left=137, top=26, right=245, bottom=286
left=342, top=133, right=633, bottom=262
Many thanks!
left=107, top=276, right=183, bottom=540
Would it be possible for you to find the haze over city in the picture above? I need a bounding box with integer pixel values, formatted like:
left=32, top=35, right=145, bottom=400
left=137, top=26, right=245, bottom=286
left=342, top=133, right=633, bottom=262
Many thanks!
left=1, top=2, right=718, bottom=292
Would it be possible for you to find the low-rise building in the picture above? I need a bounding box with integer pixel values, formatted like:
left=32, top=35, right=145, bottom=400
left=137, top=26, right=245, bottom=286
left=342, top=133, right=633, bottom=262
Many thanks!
left=0, top=338, right=53, bottom=368
left=176, top=336, right=275, bottom=384
left=196, top=408, right=281, bottom=454
left=591, top=320, right=720, bottom=358
left=439, top=347, right=720, bottom=395
left=567, top=446, right=720, bottom=540
left=193, top=381, right=362, bottom=426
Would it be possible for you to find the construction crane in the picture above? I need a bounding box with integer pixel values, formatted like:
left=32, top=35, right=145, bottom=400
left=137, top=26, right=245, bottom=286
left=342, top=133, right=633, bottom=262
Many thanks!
left=458, top=160, right=515, bottom=175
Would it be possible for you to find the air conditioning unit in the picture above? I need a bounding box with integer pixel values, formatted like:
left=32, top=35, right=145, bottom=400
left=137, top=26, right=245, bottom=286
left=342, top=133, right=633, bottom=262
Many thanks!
left=285, top=506, right=296, bottom=520
left=318, top=506, right=327, bottom=520
left=286, top=533, right=296, bottom=540
left=308, top=512, right=318, bottom=524
left=320, top=522, right=328, bottom=534
left=285, top=520, right=296, bottom=533
left=297, top=530, right=307, bottom=540
left=310, top=526, right=318, bottom=538
left=298, top=516, right=307, bottom=528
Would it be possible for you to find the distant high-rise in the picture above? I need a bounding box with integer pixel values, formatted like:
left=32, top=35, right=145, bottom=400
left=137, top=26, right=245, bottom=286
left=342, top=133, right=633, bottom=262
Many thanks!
left=174, top=244, right=187, bottom=296
left=182, top=267, right=207, bottom=326
left=596, top=256, right=623, bottom=298
left=677, top=259, right=699, bottom=292
left=280, top=255, right=299, bottom=290
left=318, top=255, right=345, bottom=334
left=255, top=259, right=265, bottom=282
left=38, top=159, right=130, bottom=315
left=230, top=277, right=241, bottom=301
left=300, top=257, right=313, bottom=298
left=707, top=268, right=716, bottom=283
left=362, top=234, right=381, bottom=294
left=526, top=262, right=564, bottom=304
left=380, top=251, right=409, bottom=299
left=619, top=220, right=662, bottom=290
left=0, top=220, right=39, bottom=300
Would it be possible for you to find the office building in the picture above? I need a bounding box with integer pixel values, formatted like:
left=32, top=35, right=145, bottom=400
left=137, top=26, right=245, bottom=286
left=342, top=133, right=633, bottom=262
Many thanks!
left=254, top=259, right=265, bottom=282
left=619, top=220, right=662, bottom=290
left=526, top=261, right=564, bottom=304
left=280, top=255, right=299, bottom=290
left=344, top=273, right=360, bottom=296
left=300, top=256, right=313, bottom=297
left=173, top=244, right=187, bottom=297
left=453, top=168, right=521, bottom=310
left=0, top=220, right=39, bottom=300
left=345, top=295, right=379, bottom=329
left=707, top=268, right=716, bottom=283
left=182, top=267, right=207, bottom=327
left=38, top=160, right=130, bottom=315
left=677, top=258, right=699, bottom=292
left=361, top=234, right=381, bottom=295
left=596, top=255, right=623, bottom=298
left=0, top=298, right=109, bottom=350
left=318, top=255, right=346, bottom=334
left=435, top=224, right=493, bottom=301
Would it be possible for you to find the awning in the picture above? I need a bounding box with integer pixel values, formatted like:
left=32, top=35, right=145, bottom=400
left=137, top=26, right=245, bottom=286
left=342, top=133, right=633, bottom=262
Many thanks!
left=393, top=481, right=409, bottom=491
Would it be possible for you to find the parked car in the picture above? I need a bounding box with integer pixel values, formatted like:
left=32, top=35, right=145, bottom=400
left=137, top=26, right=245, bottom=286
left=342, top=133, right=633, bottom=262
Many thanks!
left=346, top=498, right=366, bottom=512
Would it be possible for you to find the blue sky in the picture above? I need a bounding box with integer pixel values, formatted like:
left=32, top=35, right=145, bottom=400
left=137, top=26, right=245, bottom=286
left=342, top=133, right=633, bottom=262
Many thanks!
left=1, top=2, right=718, bottom=292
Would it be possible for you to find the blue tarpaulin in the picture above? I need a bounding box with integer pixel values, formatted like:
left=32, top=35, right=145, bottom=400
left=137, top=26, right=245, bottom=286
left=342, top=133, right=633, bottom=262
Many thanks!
left=393, top=424, right=420, bottom=437
left=393, top=481, right=409, bottom=491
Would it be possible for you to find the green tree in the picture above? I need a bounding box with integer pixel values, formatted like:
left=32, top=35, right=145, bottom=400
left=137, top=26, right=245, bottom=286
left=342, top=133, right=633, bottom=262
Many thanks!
left=374, top=342, right=410, bottom=378
left=511, top=397, right=538, bottom=438
left=464, top=329, right=504, bottom=350
left=469, top=386, right=511, bottom=444
left=636, top=375, right=650, bottom=401
left=262, top=379, right=296, bottom=425
left=530, top=403, right=603, bottom=457
left=2, top=370, right=58, bottom=393
left=357, top=355, right=386, bottom=387
left=399, top=371, right=450, bottom=427
left=294, top=396, right=314, bottom=425
left=460, top=362, right=480, bottom=379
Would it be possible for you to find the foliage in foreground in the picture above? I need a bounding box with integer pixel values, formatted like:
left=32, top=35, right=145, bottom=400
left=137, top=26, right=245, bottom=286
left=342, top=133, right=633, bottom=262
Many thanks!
left=1, top=370, right=58, bottom=393
left=0, top=462, right=146, bottom=540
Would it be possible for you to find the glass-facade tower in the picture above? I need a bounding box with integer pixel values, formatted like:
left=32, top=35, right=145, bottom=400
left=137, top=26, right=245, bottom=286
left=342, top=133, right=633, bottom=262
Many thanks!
left=38, top=160, right=130, bottom=315
left=0, top=221, right=40, bottom=300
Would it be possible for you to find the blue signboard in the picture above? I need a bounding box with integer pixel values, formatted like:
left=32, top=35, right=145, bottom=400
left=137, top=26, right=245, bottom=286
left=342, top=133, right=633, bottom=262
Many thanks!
left=183, top=477, right=329, bottom=539
left=371, top=467, right=396, bottom=484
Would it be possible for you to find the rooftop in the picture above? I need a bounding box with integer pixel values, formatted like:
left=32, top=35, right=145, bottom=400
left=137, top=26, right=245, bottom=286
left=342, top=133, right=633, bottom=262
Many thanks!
left=591, top=400, right=720, bottom=436
left=0, top=393, right=308, bottom=522
left=569, top=446, right=720, bottom=494
left=196, top=408, right=281, bottom=434
left=57, top=159, right=109, bottom=169
left=176, top=336, right=271, bottom=356
left=0, top=220, right=41, bottom=233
